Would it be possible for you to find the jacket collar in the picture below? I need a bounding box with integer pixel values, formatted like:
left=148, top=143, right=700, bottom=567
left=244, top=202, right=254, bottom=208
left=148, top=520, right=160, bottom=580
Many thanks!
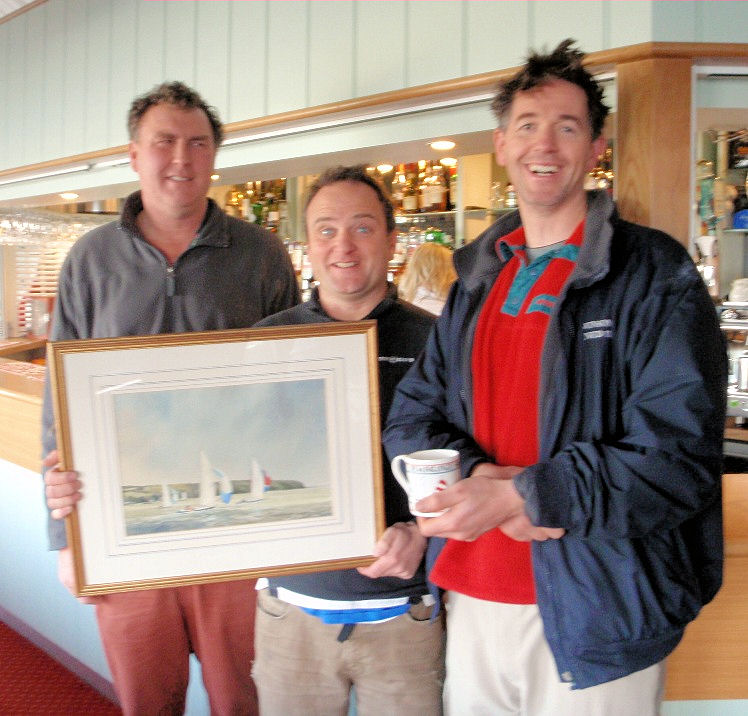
left=305, top=283, right=400, bottom=321
left=119, top=190, right=231, bottom=248
left=454, top=190, right=615, bottom=293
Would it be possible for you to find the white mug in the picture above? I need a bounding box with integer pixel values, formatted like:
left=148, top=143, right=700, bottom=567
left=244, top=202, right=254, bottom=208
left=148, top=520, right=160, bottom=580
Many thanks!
left=390, top=449, right=460, bottom=517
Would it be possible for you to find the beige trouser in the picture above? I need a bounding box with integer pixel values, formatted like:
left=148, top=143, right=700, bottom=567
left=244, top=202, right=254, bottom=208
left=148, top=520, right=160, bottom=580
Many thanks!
left=253, top=588, right=445, bottom=716
left=443, top=591, right=665, bottom=716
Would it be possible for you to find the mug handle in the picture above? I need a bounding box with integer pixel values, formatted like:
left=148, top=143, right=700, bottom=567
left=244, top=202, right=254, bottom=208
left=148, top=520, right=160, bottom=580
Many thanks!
left=390, top=456, right=410, bottom=495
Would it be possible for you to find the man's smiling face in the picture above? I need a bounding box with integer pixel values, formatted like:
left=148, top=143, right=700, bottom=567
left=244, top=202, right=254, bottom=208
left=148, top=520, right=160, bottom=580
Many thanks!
left=493, top=79, right=605, bottom=218
left=129, top=103, right=216, bottom=219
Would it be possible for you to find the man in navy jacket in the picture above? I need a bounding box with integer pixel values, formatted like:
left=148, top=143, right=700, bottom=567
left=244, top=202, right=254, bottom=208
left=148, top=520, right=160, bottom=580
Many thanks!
left=384, top=39, right=726, bottom=715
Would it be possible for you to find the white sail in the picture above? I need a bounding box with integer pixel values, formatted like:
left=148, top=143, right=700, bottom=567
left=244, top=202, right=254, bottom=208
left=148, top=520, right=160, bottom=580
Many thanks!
left=199, top=450, right=217, bottom=508
left=249, top=458, right=265, bottom=502
left=161, top=482, right=172, bottom=507
left=219, top=471, right=233, bottom=504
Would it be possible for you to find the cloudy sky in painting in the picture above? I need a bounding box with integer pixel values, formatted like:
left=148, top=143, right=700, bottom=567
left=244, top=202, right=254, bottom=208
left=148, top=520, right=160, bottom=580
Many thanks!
left=112, top=379, right=329, bottom=488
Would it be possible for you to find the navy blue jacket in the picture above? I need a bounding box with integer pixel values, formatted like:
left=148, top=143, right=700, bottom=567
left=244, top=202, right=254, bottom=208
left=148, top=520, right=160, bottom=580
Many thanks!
left=383, top=191, right=726, bottom=689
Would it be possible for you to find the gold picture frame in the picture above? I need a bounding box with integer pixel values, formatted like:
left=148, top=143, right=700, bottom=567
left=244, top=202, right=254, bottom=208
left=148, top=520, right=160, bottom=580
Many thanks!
left=47, top=321, right=384, bottom=596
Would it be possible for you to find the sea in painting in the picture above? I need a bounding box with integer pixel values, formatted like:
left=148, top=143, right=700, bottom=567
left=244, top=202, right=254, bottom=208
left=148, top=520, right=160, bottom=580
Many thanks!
left=111, top=378, right=332, bottom=536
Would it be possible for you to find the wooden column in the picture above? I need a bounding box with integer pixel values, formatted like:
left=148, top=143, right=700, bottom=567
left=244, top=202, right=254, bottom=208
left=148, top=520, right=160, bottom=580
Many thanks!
left=615, top=58, right=692, bottom=245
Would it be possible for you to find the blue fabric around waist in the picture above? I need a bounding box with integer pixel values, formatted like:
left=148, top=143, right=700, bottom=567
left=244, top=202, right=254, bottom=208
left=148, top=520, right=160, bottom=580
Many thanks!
left=301, top=603, right=411, bottom=624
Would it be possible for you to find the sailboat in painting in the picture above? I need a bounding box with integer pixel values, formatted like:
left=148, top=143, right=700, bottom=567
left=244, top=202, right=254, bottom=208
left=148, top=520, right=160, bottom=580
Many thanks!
left=237, top=457, right=267, bottom=504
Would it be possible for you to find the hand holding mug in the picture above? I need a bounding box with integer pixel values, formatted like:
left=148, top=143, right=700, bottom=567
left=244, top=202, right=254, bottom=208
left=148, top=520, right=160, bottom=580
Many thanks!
left=390, top=449, right=461, bottom=517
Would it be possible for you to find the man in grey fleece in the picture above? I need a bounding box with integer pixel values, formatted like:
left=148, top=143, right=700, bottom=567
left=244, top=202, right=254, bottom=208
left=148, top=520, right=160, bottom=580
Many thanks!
left=41, top=81, right=298, bottom=715
left=251, top=166, right=443, bottom=715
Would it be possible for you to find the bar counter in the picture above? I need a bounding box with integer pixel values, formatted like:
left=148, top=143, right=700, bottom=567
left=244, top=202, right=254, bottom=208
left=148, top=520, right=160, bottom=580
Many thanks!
left=0, top=350, right=746, bottom=702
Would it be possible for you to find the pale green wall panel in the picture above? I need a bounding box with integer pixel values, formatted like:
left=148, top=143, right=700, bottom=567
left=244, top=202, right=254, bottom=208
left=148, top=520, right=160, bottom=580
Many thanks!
left=0, top=23, right=9, bottom=168
left=85, top=0, right=113, bottom=154
left=355, top=0, right=407, bottom=97
left=134, top=0, right=166, bottom=94
left=22, top=8, right=45, bottom=165
left=0, top=0, right=747, bottom=177
left=465, top=1, right=530, bottom=76
left=608, top=0, right=653, bottom=49
left=227, top=0, right=268, bottom=122
left=694, top=0, right=748, bottom=43
left=652, top=0, right=696, bottom=42
left=697, top=76, right=748, bottom=110
left=7, top=12, right=28, bottom=168
left=309, top=1, right=354, bottom=107
left=107, top=0, right=138, bottom=147
left=267, top=1, right=308, bottom=115
left=61, top=0, right=88, bottom=157
left=195, top=1, right=230, bottom=117
left=532, top=1, right=606, bottom=54
left=407, top=1, right=464, bottom=85
left=40, top=0, right=66, bottom=161
left=164, top=1, right=197, bottom=86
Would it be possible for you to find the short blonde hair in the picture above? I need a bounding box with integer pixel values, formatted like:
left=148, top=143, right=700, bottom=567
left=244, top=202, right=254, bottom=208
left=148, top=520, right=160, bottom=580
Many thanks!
left=399, top=242, right=457, bottom=304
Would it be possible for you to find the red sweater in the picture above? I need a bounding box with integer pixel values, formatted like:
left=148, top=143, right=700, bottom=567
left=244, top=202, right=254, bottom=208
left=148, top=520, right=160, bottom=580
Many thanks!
left=431, top=222, right=583, bottom=603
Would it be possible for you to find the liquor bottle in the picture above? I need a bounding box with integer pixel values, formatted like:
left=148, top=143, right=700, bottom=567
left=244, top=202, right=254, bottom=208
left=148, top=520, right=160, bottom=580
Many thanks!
left=418, top=161, right=433, bottom=213
left=448, top=168, right=458, bottom=211
left=265, top=192, right=280, bottom=232
left=390, top=164, right=406, bottom=213
left=430, top=164, right=448, bottom=212
left=402, top=165, right=419, bottom=213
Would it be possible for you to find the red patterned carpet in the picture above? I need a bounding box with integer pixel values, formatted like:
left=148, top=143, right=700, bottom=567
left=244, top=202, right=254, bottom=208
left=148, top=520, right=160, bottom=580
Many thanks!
left=0, top=620, right=120, bottom=715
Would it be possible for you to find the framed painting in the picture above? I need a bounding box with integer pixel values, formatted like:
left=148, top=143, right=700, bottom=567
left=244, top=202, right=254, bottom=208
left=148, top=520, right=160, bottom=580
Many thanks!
left=47, top=321, right=384, bottom=596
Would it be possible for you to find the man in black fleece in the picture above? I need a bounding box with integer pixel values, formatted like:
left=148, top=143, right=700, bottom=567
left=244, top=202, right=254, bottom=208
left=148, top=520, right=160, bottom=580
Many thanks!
left=252, top=165, right=444, bottom=716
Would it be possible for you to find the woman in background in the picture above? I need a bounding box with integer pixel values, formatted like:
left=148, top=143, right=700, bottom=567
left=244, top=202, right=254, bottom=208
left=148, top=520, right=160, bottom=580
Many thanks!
left=398, top=241, right=457, bottom=316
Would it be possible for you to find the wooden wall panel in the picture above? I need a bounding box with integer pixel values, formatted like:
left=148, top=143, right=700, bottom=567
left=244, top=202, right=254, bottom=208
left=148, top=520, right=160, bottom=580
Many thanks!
left=465, top=1, right=529, bottom=76
left=664, top=474, right=748, bottom=700
left=355, top=0, right=407, bottom=97
left=407, top=1, right=464, bottom=86
left=164, top=1, right=197, bottom=87
left=267, top=2, right=308, bottom=115
left=0, top=391, right=41, bottom=473
left=616, top=58, right=692, bottom=244
left=309, top=1, right=354, bottom=107
left=195, top=1, right=230, bottom=119
left=227, top=0, right=268, bottom=123
left=107, top=0, right=138, bottom=147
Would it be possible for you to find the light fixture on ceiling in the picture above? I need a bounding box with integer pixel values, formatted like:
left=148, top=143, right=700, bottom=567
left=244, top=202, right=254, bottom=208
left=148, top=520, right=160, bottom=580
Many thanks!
left=92, top=157, right=131, bottom=169
left=59, top=192, right=79, bottom=200
left=440, top=157, right=458, bottom=168
left=376, top=164, right=394, bottom=174
left=211, top=174, right=220, bottom=181
left=0, top=163, right=91, bottom=187
left=430, top=139, right=456, bottom=151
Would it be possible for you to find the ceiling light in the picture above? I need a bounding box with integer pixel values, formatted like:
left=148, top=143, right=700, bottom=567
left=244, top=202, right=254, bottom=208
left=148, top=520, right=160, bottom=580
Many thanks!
left=0, top=163, right=91, bottom=187
left=211, top=174, right=220, bottom=181
left=59, top=192, right=79, bottom=200
left=92, top=157, right=130, bottom=169
left=440, top=157, right=458, bottom=168
left=376, top=164, right=393, bottom=174
left=430, top=139, right=456, bottom=151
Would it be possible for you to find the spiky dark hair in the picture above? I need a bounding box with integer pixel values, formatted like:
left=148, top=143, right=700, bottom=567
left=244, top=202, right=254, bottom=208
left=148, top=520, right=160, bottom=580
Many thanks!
left=491, top=39, right=609, bottom=138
